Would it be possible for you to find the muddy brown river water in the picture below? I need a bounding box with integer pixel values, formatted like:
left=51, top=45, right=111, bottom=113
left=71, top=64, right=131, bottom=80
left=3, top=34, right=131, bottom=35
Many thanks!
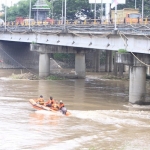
left=0, top=69, right=150, bottom=150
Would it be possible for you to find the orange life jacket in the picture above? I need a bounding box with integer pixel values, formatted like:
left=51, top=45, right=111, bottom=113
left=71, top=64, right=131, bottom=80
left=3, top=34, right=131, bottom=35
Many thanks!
left=36, top=98, right=44, bottom=105
left=51, top=99, right=55, bottom=104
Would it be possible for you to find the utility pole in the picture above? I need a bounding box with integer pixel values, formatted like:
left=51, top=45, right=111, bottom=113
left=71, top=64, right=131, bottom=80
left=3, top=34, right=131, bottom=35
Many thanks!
left=142, top=0, right=144, bottom=19
left=5, top=0, right=7, bottom=30
left=52, top=0, right=53, bottom=20
left=101, top=0, right=103, bottom=21
left=94, top=0, right=96, bottom=20
left=64, top=0, right=66, bottom=30
left=29, top=0, right=31, bottom=29
left=62, top=0, right=63, bottom=24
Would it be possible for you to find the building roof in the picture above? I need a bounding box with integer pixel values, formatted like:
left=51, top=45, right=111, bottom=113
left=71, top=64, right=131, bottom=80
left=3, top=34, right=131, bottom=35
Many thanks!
left=32, top=0, right=50, bottom=10
left=34, top=0, right=49, bottom=7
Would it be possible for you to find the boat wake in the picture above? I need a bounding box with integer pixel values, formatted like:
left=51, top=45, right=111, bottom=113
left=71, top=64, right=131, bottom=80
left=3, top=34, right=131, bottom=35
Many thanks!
left=70, top=110, right=150, bottom=127
left=35, top=109, right=64, bottom=116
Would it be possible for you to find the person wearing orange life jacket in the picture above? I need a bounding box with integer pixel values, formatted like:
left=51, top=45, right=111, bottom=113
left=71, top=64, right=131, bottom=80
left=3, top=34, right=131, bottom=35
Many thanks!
left=45, top=96, right=55, bottom=107
left=59, top=100, right=67, bottom=114
left=45, top=96, right=59, bottom=110
left=35, top=95, right=44, bottom=105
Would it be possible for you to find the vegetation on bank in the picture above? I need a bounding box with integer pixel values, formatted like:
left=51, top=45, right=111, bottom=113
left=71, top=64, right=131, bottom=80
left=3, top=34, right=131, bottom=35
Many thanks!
left=47, top=75, right=65, bottom=80
left=9, top=72, right=38, bottom=80
left=102, top=74, right=129, bottom=80
left=9, top=73, right=65, bottom=80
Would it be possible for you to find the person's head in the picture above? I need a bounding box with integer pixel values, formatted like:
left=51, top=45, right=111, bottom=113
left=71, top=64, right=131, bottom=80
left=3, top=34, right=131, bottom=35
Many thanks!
left=50, top=96, right=53, bottom=100
left=40, top=95, right=43, bottom=98
left=60, top=100, right=63, bottom=103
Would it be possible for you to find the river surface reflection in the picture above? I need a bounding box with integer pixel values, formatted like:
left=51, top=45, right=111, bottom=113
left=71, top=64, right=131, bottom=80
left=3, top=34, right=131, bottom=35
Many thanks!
left=0, top=69, right=150, bottom=150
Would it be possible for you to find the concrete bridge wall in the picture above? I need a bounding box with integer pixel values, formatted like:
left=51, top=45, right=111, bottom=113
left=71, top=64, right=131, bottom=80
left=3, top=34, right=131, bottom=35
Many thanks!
left=0, top=31, right=150, bottom=54
left=0, top=41, right=39, bottom=69
left=0, top=41, right=103, bottom=72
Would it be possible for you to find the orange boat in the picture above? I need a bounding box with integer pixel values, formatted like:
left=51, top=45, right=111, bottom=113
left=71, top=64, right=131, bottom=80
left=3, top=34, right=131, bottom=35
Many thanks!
left=29, top=99, right=71, bottom=116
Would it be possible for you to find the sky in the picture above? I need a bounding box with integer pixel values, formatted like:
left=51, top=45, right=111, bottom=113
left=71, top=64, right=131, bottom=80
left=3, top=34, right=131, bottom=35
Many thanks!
left=0, top=0, right=20, bottom=10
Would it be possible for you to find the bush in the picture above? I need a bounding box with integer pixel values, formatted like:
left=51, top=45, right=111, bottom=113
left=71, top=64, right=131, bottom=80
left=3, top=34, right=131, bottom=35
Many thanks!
left=118, top=49, right=127, bottom=53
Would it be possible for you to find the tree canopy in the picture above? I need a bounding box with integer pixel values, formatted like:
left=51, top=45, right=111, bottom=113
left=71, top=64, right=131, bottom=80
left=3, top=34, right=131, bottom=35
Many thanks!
left=1, top=0, right=37, bottom=21
left=1, top=0, right=150, bottom=21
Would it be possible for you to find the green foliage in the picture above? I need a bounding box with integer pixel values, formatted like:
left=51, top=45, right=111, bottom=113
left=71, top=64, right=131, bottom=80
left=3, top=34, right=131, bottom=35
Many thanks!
left=102, top=74, right=129, bottom=80
left=118, top=49, right=127, bottom=53
left=53, top=53, right=75, bottom=61
left=47, top=75, right=65, bottom=80
left=1, top=0, right=150, bottom=21
left=117, top=0, right=150, bottom=17
left=46, top=0, right=93, bottom=19
left=31, top=41, right=36, bottom=44
left=1, top=0, right=37, bottom=21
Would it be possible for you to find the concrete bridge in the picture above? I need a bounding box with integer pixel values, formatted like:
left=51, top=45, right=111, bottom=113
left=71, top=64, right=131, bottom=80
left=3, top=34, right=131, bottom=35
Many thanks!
left=0, top=24, right=150, bottom=104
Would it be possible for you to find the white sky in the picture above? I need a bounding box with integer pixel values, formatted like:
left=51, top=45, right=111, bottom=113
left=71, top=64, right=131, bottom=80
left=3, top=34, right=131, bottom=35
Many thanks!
left=0, top=0, right=20, bottom=10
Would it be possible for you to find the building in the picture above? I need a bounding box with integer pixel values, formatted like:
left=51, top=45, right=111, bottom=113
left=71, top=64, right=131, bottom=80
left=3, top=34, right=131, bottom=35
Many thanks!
left=32, top=0, right=50, bottom=22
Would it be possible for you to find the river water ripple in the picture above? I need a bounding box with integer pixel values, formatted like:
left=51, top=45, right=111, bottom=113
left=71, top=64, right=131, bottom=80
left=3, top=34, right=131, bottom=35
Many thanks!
left=0, top=70, right=150, bottom=150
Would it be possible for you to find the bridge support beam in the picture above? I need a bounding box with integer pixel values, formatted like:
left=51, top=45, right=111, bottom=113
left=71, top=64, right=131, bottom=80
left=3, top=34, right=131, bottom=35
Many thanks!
left=105, top=50, right=113, bottom=72
left=129, top=66, right=146, bottom=104
left=39, top=53, right=50, bottom=77
left=75, top=52, right=85, bottom=78
left=94, top=50, right=100, bottom=72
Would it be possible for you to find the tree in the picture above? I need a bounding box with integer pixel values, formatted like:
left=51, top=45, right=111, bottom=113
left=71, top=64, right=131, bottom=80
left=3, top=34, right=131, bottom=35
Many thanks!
left=1, top=0, right=37, bottom=21
left=117, top=0, right=150, bottom=17
left=47, top=0, right=93, bottom=19
left=47, top=0, right=150, bottom=19
left=1, top=0, right=150, bottom=21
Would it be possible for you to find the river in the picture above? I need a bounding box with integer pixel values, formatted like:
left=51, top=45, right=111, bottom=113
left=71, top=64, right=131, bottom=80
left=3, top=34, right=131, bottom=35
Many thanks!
left=0, top=69, right=150, bottom=150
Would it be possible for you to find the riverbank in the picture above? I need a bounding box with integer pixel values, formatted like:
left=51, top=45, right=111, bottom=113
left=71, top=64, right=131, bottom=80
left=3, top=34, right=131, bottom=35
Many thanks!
left=7, top=70, right=130, bottom=81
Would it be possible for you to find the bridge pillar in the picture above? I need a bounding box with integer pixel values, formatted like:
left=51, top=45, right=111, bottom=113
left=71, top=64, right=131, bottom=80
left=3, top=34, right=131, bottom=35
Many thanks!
left=129, top=66, right=146, bottom=104
left=94, top=50, right=100, bottom=72
left=118, top=63, right=124, bottom=77
left=39, top=53, right=50, bottom=77
left=105, top=50, right=113, bottom=72
left=109, top=51, right=113, bottom=72
left=75, top=52, right=85, bottom=78
left=113, top=52, right=118, bottom=76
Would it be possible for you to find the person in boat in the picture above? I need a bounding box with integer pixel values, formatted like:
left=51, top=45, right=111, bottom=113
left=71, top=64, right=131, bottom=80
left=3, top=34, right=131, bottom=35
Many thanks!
left=35, top=95, right=44, bottom=105
left=59, top=100, right=67, bottom=115
left=45, top=96, right=55, bottom=107
left=45, top=96, right=59, bottom=111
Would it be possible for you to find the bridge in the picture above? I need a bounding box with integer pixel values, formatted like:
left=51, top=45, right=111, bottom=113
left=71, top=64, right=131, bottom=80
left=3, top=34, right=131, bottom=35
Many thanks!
left=0, top=24, right=150, bottom=105
left=0, top=23, right=150, bottom=53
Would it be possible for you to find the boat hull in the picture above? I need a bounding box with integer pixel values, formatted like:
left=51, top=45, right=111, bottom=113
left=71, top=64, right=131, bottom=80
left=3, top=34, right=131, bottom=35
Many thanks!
left=29, top=99, right=71, bottom=116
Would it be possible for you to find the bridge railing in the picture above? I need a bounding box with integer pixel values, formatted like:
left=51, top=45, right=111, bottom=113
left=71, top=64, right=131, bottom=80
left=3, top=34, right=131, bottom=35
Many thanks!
left=0, top=18, right=150, bottom=27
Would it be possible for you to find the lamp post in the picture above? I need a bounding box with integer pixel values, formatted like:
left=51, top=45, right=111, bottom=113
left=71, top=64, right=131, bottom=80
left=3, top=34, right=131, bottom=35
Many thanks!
left=142, top=0, right=144, bottom=19
left=29, top=0, right=31, bottom=29
left=36, top=7, right=38, bottom=22
left=114, top=5, right=117, bottom=30
left=101, top=0, right=103, bottom=21
left=94, top=0, right=96, bottom=20
left=5, top=0, right=7, bottom=30
left=64, top=0, right=66, bottom=30
left=62, top=0, right=63, bottom=24
left=135, top=0, right=136, bottom=9
left=52, top=0, right=53, bottom=20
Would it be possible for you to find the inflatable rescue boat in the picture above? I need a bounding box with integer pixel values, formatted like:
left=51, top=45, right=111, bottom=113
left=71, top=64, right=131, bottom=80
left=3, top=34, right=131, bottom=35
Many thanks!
left=29, top=99, right=71, bottom=116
